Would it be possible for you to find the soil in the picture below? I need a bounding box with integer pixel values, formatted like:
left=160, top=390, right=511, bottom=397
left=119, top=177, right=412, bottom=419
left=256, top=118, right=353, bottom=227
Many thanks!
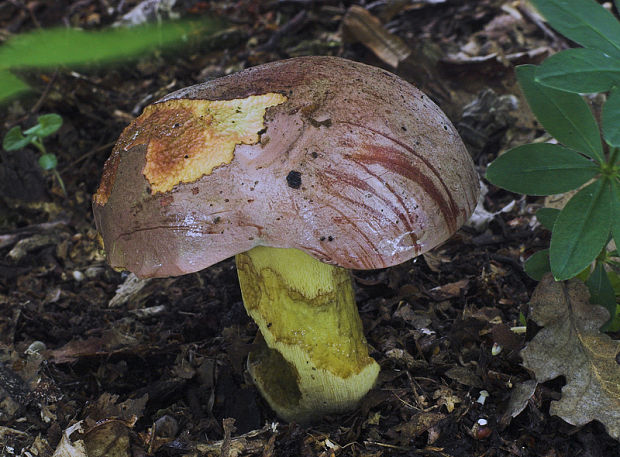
left=1, top=1, right=619, bottom=456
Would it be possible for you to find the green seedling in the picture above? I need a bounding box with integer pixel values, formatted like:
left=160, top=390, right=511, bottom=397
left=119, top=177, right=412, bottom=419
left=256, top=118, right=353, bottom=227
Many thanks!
left=3, top=113, right=66, bottom=196
left=485, top=0, right=620, bottom=329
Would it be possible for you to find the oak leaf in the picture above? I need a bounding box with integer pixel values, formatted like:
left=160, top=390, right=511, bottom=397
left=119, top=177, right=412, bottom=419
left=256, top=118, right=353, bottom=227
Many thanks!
left=521, top=275, right=620, bottom=440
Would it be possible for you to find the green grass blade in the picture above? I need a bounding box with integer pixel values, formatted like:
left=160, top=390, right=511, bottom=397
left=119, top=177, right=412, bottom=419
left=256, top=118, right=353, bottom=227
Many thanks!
left=0, top=19, right=221, bottom=69
left=0, top=70, right=30, bottom=101
left=549, top=179, right=612, bottom=280
left=603, top=87, right=620, bottom=148
left=532, top=0, right=620, bottom=58
left=536, top=48, right=620, bottom=93
left=485, top=143, right=599, bottom=195
left=517, top=65, right=603, bottom=162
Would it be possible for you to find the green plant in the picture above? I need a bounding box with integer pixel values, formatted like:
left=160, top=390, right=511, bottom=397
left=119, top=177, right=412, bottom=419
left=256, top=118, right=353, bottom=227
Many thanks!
left=3, top=113, right=66, bottom=196
left=485, top=0, right=620, bottom=328
left=0, top=18, right=223, bottom=102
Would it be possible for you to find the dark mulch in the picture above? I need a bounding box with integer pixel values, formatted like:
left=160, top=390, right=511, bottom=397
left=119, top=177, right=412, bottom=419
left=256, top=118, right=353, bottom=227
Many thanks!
left=1, top=1, right=618, bottom=456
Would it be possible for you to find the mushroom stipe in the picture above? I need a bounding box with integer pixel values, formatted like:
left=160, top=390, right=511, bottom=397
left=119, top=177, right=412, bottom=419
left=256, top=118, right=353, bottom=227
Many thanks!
left=93, top=56, right=479, bottom=422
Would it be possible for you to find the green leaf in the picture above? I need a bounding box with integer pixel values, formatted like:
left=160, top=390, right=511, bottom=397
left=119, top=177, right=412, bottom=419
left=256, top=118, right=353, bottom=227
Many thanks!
left=612, top=180, right=620, bottom=249
left=536, top=207, right=561, bottom=230
left=605, top=304, right=620, bottom=332
left=550, top=179, right=613, bottom=280
left=516, top=65, right=603, bottom=162
left=0, top=19, right=222, bottom=70
left=531, top=0, right=620, bottom=58
left=2, top=126, right=30, bottom=151
left=525, top=249, right=551, bottom=280
left=485, top=143, right=599, bottom=195
left=0, top=70, right=30, bottom=102
left=38, top=153, right=58, bottom=170
left=603, top=87, right=620, bottom=148
left=610, top=270, right=620, bottom=296
left=24, top=114, right=63, bottom=138
left=586, top=262, right=617, bottom=328
left=535, top=48, right=620, bottom=93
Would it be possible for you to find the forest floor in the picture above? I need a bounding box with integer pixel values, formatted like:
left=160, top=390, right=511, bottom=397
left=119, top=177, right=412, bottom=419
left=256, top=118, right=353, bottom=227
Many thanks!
left=1, top=0, right=619, bottom=456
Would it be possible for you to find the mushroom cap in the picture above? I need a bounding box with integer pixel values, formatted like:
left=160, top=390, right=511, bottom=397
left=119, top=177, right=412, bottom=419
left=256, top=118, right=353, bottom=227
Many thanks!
left=93, top=56, right=479, bottom=278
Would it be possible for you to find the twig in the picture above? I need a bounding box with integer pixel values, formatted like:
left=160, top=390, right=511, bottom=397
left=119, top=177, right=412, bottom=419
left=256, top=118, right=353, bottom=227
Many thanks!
left=220, top=418, right=237, bottom=457
left=258, top=10, right=308, bottom=53
left=59, top=142, right=115, bottom=174
left=29, top=70, right=59, bottom=117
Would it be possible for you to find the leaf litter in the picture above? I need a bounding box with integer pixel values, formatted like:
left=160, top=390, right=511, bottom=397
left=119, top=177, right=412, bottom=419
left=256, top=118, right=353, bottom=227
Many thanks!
left=0, top=0, right=619, bottom=456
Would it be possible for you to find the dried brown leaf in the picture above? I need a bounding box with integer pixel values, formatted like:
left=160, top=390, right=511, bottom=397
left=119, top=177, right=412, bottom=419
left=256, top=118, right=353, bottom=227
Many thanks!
left=432, top=386, right=461, bottom=413
left=52, top=422, right=88, bottom=457
left=394, top=412, right=445, bottom=445
left=500, top=380, right=537, bottom=427
left=490, top=323, right=523, bottom=353
left=342, top=5, right=411, bottom=68
left=521, top=275, right=620, bottom=440
left=428, top=278, right=469, bottom=300
left=84, top=419, right=133, bottom=457
left=48, top=328, right=138, bottom=363
left=83, top=392, right=148, bottom=423
left=444, top=366, right=483, bottom=388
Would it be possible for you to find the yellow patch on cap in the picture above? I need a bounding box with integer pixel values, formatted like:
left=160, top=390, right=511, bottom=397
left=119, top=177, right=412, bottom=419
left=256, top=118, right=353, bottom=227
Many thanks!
left=123, top=93, right=287, bottom=194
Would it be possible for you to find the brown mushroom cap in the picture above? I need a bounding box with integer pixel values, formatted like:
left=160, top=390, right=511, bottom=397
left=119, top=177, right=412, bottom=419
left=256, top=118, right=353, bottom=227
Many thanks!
left=93, top=56, right=479, bottom=278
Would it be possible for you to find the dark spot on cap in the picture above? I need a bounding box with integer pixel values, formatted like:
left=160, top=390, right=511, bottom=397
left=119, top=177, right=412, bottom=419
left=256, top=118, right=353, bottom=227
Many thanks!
left=192, top=187, right=199, bottom=195
left=328, top=236, right=333, bottom=242
left=311, top=151, right=318, bottom=159
left=286, top=170, right=302, bottom=189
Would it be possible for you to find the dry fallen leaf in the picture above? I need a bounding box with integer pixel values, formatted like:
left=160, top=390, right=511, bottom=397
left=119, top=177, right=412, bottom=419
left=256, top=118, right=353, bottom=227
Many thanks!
left=83, top=392, right=148, bottom=423
left=394, top=412, right=446, bottom=445
left=427, top=278, right=470, bottom=301
left=52, top=422, right=88, bottom=457
left=342, top=5, right=411, bottom=68
left=432, top=386, right=461, bottom=413
left=500, top=380, right=537, bottom=427
left=521, top=275, right=620, bottom=440
left=48, top=328, right=138, bottom=364
left=444, top=366, right=483, bottom=388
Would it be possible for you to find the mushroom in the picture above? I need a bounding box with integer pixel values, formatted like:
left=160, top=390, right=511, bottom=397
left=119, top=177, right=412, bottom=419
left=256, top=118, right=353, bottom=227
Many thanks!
left=93, top=56, right=479, bottom=422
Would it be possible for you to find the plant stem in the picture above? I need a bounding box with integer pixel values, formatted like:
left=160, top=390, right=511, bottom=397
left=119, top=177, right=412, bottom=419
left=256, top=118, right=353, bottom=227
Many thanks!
left=236, top=246, right=379, bottom=423
left=53, top=169, right=67, bottom=197
left=30, top=138, right=46, bottom=154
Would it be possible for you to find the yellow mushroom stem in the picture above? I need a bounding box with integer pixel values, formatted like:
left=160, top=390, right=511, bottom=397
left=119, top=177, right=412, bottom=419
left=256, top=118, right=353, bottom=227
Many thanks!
left=235, top=246, right=380, bottom=423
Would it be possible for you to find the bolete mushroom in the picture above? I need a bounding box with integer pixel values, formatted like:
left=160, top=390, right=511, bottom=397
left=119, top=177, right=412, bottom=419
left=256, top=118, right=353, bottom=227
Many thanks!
left=93, top=56, right=479, bottom=423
